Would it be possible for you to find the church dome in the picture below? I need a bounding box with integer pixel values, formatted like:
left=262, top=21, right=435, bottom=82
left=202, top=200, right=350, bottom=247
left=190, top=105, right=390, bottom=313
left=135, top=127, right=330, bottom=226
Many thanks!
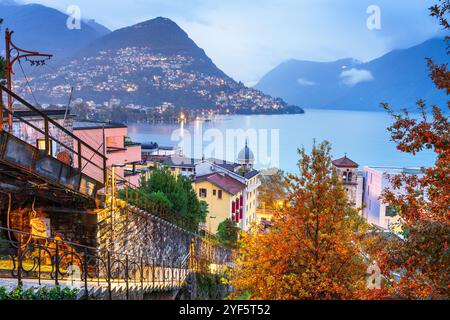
left=237, top=141, right=255, bottom=164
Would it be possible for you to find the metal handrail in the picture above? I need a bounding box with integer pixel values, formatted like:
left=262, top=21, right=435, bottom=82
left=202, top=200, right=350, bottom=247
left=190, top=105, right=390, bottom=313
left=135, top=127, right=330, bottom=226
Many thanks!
left=0, top=225, right=232, bottom=299
left=0, top=107, right=105, bottom=172
left=0, top=85, right=107, bottom=184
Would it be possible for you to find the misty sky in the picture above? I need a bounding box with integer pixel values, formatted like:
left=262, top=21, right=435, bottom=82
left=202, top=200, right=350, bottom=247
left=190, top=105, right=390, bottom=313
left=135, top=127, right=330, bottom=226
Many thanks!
left=20, top=0, right=444, bottom=85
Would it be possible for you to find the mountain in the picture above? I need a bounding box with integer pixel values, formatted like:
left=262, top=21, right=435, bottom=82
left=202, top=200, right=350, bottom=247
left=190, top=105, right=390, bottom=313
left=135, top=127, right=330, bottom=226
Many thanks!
left=0, top=1, right=110, bottom=59
left=255, top=38, right=448, bottom=111
left=22, top=17, right=302, bottom=116
left=77, top=17, right=227, bottom=78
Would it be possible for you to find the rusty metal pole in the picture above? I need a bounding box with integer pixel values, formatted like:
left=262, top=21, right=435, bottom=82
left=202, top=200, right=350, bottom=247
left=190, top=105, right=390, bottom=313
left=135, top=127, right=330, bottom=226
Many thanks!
left=44, top=118, right=50, bottom=155
left=102, top=124, right=107, bottom=186
left=0, top=85, right=4, bottom=132
left=55, top=240, right=59, bottom=286
left=17, top=235, right=22, bottom=287
left=5, top=29, right=12, bottom=133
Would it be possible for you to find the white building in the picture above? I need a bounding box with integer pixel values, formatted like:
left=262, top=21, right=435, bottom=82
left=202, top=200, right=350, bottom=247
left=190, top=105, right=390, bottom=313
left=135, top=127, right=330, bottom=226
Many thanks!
left=362, top=166, right=423, bottom=230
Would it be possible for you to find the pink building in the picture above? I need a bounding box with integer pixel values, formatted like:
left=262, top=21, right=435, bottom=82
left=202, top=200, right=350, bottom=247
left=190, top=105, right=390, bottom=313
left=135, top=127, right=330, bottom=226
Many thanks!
left=73, top=121, right=142, bottom=187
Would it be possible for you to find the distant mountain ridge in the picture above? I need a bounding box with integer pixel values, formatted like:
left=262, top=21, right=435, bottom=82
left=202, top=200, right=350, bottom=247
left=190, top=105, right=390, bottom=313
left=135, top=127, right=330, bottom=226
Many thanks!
left=77, top=17, right=227, bottom=78
left=255, top=38, right=448, bottom=111
left=0, top=1, right=110, bottom=59
left=18, top=16, right=301, bottom=115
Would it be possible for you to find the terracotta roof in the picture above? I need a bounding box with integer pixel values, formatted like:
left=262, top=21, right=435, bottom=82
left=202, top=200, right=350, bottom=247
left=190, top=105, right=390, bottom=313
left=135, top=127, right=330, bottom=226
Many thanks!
left=332, top=156, right=359, bottom=168
left=195, top=173, right=246, bottom=195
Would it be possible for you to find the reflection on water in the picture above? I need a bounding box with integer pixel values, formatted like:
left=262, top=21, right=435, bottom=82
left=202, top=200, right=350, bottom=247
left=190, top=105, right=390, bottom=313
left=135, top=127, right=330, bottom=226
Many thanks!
left=128, top=109, right=436, bottom=174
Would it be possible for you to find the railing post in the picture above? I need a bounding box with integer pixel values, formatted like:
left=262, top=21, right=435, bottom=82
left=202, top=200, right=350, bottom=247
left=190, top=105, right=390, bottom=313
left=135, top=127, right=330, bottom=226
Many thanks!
left=77, top=140, right=82, bottom=171
left=140, top=258, right=144, bottom=291
left=44, top=118, right=50, bottom=155
left=107, top=251, right=112, bottom=300
left=17, top=235, right=22, bottom=287
left=162, top=260, right=165, bottom=288
left=103, top=156, right=107, bottom=187
left=54, top=240, right=59, bottom=286
left=38, top=246, right=42, bottom=286
left=171, top=260, right=174, bottom=288
left=0, top=86, right=4, bottom=132
left=84, top=247, right=89, bottom=299
left=152, top=259, right=155, bottom=289
left=179, top=260, right=182, bottom=285
left=125, top=255, right=129, bottom=300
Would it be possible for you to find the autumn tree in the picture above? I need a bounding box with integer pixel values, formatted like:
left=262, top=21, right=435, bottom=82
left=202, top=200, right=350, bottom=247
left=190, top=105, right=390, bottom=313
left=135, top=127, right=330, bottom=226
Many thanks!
left=229, top=142, right=372, bottom=300
left=374, top=0, right=450, bottom=299
left=257, top=168, right=289, bottom=210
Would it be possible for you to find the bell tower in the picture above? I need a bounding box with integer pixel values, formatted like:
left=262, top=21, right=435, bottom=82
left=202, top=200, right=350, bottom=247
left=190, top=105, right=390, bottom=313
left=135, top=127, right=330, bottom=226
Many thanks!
left=332, top=154, right=359, bottom=207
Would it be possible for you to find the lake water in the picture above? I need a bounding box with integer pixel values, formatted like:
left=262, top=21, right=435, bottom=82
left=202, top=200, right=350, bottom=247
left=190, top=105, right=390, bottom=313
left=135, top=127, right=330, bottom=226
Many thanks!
left=128, top=109, right=436, bottom=174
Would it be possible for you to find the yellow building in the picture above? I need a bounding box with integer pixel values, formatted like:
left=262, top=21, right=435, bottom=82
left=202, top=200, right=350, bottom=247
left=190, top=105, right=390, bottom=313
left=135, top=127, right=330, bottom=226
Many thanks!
left=193, top=173, right=246, bottom=234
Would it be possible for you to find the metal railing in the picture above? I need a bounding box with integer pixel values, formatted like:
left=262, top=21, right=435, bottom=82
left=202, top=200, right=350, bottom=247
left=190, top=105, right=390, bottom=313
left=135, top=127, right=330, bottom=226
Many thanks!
left=0, top=85, right=107, bottom=197
left=0, top=226, right=194, bottom=299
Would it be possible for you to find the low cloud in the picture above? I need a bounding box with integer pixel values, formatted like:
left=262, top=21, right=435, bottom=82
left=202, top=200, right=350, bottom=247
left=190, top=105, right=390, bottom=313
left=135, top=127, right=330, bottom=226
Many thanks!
left=339, top=68, right=374, bottom=87
left=297, top=78, right=316, bottom=86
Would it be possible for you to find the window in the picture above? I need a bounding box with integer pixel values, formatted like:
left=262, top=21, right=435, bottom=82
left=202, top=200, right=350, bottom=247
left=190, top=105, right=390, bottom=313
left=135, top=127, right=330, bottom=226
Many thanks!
left=386, top=206, right=398, bottom=217
left=213, top=190, right=217, bottom=196
left=199, top=188, right=207, bottom=198
left=218, top=190, right=223, bottom=199
left=348, top=172, right=353, bottom=182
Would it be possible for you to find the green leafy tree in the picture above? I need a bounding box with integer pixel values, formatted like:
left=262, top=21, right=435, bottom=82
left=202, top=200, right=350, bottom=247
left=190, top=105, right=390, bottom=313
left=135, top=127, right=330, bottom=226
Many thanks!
left=136, top=168, right=206, bottom=230
left=217, top=219, right=239, bottom=247
left=147, top=191, right=173, bottom=215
